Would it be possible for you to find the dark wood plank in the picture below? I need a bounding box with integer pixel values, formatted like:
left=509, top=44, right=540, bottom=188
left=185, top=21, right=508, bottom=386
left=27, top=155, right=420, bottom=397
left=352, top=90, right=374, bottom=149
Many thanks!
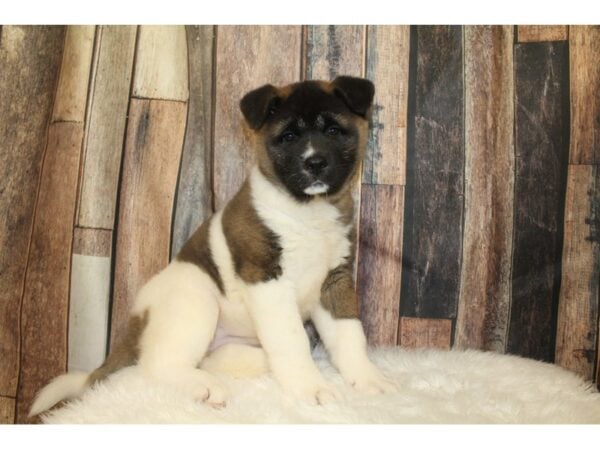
left=357, top=184, right=404, bottom=345
left=569, top=26, right=600, bottom=164
left=555, top=165, right=599, bottom=380
left=399, top=317, right=452, bottom=349
left=111, top=99, right=187, bottom=346
left=518, top=26, right=568, bottom=43
left=0, top=396, right=15, bottom=424
left=171, top=25, right=214, bottom=257
left=0, top=26, right=65, bottom=399
left=455, top=26, right=515, bottom=353
left=213, top=26, right=302, bottom=209
left=17, top=122, right=84, bottom=423
left=77, top=26, right=137, bottom=229
left=399, top=26, right=464, bottom=319
left=362, top=25, right=410, bottom=185
left=508, top=41, right=570, bottom=363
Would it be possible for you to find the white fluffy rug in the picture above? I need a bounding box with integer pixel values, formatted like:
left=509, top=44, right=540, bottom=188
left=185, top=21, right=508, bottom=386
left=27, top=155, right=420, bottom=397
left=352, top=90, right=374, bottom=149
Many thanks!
left=42, top=347, right=600, bottom=424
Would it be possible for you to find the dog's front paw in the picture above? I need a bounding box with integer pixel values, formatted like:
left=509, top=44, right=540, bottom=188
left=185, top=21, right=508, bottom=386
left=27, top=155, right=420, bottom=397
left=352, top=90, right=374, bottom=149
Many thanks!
left=284, top=376, right=341, bottom=405
left=346, top=365, right=398, bottom=395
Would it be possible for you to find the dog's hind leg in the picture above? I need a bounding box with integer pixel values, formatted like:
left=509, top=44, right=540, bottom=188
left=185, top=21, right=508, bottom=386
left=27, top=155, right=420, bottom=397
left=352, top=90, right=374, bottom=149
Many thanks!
left=133, top=261, right=229, bottom=407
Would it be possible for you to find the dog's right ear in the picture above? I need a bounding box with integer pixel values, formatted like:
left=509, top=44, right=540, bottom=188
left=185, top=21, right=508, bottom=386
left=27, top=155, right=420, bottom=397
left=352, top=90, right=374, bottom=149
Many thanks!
left=240, top=84, right=279, bottom=130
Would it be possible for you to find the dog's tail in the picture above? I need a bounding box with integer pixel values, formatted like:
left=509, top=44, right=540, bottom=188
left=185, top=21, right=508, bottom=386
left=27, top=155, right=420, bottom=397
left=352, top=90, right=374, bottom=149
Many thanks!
left=28, top=372, right=90, bottom=417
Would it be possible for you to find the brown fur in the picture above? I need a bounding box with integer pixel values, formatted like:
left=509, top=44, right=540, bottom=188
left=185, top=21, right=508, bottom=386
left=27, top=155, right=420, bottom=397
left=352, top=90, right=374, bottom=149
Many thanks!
left=87, top=310, right=149, bottom=385
left=177, top=217, right=225, bottom=293
left=320, top=263, right=360, bottom=319
left=221, top=181, right=282, bottom=284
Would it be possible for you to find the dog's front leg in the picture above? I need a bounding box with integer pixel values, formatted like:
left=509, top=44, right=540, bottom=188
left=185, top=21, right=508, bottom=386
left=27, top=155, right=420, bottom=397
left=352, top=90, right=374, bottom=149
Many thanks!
left=312, top=266, right=397, bottom=394
left=247, top=279, right=339, bottom=405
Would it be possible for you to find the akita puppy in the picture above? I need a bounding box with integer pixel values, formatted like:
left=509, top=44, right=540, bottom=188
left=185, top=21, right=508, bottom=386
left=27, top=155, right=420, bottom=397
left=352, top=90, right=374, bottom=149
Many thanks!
left=30, top=76, right=396, bottom=416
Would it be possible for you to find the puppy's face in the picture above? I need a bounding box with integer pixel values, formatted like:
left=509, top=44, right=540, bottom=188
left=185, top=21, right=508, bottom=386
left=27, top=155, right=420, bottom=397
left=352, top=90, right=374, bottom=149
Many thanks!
left=240, top=77, right=374, bottom=201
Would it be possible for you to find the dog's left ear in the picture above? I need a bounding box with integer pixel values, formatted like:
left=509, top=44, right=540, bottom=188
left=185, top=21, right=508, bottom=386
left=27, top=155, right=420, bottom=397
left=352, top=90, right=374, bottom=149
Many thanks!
left=331, top=76, right=375, bottom=117
left=240, top=84, right=279, bottom=130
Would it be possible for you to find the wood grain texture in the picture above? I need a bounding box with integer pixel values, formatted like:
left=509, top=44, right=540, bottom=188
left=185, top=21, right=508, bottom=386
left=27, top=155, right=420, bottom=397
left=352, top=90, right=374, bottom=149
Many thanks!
left=111, top=99, right=187, bottom=346
left=77, top=26, right=137, bottom=229
left=17, top=122, right=84, bottom=423
left=508, top=42, right=570, bottom=363
left=213, top=25, right=302, bottom=209
left=0, top=26, right=65, bottom=398
left=357, top=184, right=404, bottom=345
left=400, top=26, right=464, bottom=319
left=132, top=25, right=189, bottom=101
left=304, top=25, right=364, bottom=80
left=72, top=227, right=112, bottom=257
left=399, top=317, right=452, bottom=349
left=52, top=26, right=95, bottom=123
left=455, top=26, right=514, bottom=353
left=363, top=25, right=410, bottom=185
left=171, top=26, right=214, bottom=257
left=0, top=396, right=15, bottom=424
left=555, top=165, right=600, bottom=380
left=569, top=26, right=600, bottom=164
left=518, top=26, right=568, bottom=42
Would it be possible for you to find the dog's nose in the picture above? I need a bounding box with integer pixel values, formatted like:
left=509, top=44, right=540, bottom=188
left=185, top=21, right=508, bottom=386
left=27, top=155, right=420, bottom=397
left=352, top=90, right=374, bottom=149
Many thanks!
left=304, top=155, right=328, bottom=175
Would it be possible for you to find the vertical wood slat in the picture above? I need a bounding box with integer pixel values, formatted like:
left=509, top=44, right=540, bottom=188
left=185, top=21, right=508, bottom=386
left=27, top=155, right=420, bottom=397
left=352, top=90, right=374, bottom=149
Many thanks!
left=508, top=41, right=570, bottom=363
left=455, top=26, right=515, bottom=353
left=0, top=396, right=15, bottom=424
left=555, top=166, right=600, bottom=380
left=517, top=26, right=568, bottom=43
left=400, top=25, right=464, bottom=319
left=132, top=26, right=189, bottom=101
left=0, top=26, right=65, bottom=400
left=357, top=185, right=404, bottom=345
left=363, top=25, right=410, bottom=186
left=399, top=317, right=452, bottom=349
left=171, top=26, right=215, bottom=257
left=213, top=26, right=303, bottom=209
left=569, top=26, right=600, bottom=165
left=111, top=100, right=187, bottom=346
left=77, top=26, right=137, bottom=229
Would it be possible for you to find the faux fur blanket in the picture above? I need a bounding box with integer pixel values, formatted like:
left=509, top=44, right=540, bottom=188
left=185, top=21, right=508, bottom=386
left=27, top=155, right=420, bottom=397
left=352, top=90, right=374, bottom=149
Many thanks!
left=42, top=347, right=600, bottom=424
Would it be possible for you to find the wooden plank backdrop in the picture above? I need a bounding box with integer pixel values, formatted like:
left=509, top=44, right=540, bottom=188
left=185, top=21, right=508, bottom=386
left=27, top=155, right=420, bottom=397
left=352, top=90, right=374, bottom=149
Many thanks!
left=1, top=25, right=600, bottom=423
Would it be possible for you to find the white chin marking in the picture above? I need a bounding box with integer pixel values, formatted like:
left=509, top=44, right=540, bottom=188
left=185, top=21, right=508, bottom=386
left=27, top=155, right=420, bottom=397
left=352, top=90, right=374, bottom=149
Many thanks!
left=303, top=182, right=329, bottom=195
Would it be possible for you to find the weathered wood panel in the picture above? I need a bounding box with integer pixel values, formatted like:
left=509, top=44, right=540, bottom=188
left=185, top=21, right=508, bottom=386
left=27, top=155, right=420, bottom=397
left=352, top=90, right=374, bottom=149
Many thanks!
left=399, top=317, right=452, bottom=349
left=17, top=122, right=84, bottom=423
left=111, top=99, right=187, bottom=346
left=518, top=26, right=568, bottom=43
left=455, top=26, right=514, bottom=353
left=555, top=165, right=599, bottom=379
left=508, top=41, right=570, bottom=362
left=569, top=26, right=600, bottom=164
left=132, top=26, right=189, bottom=101
left=0, top=26, right=65, bottom=399
left=363, top=25, right=410, bottom=186
left=357, top=184, right=404, bottom=345
left=213, top=26, right=302, bottom=208
left=400, top=26, right=464, bottom=319
left=52, top=26, right=95, bottom=123
left=69, top=227, right=112, bottom=372
left=78, top=26, right=137, bottom=229
left=0, top=396, right=15, bottom=424
left=171, top=26, right=214, bottom=257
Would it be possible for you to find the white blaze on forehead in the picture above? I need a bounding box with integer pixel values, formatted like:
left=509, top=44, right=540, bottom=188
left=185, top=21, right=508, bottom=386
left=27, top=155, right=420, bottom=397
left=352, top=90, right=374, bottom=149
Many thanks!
left=303, top=181, right=329, bottom=195
left=302, top=144, right=316, bottom=160
left=315, top=114, right=325, bottom=129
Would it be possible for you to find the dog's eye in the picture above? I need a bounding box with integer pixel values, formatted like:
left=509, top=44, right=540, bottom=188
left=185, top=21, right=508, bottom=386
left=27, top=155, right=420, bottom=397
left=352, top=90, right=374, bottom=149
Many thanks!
left=281, top=132, right=297, bottom=142
left=326, top=126, right=341, bottom=136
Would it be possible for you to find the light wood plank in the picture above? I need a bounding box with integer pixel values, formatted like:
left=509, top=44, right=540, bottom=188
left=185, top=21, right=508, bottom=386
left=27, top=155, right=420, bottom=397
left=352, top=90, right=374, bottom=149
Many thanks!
left=399, top=317, right=452, bottom=349
left=171, top=26, right=214, bottom=257
left=111, top=99, right=187, bottom=346
left=304, top=25, right=364, bottom=80
left=77, top=25, right=137, bottom=229
left=555, top=165, right=599, bottom=380
left=213, top=25, right=302, bottom=209
left=132, top=25, right=189, bottom=101
left=518, top=26, right=568, bottom=42
left=569, top=26, right=600, bottom=164
left=17, top=122, right=84, bottom=423
left=357, top=184, right=404, bottom=345
left=362, top=25, right=409, bottom=185
left=52, top=26, right=95, bottom=123
left=0, top=25, right=65, bottom=399
left=455, top=26, right=514, bottom=353
left=0, top=396, right=15, bottom=424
